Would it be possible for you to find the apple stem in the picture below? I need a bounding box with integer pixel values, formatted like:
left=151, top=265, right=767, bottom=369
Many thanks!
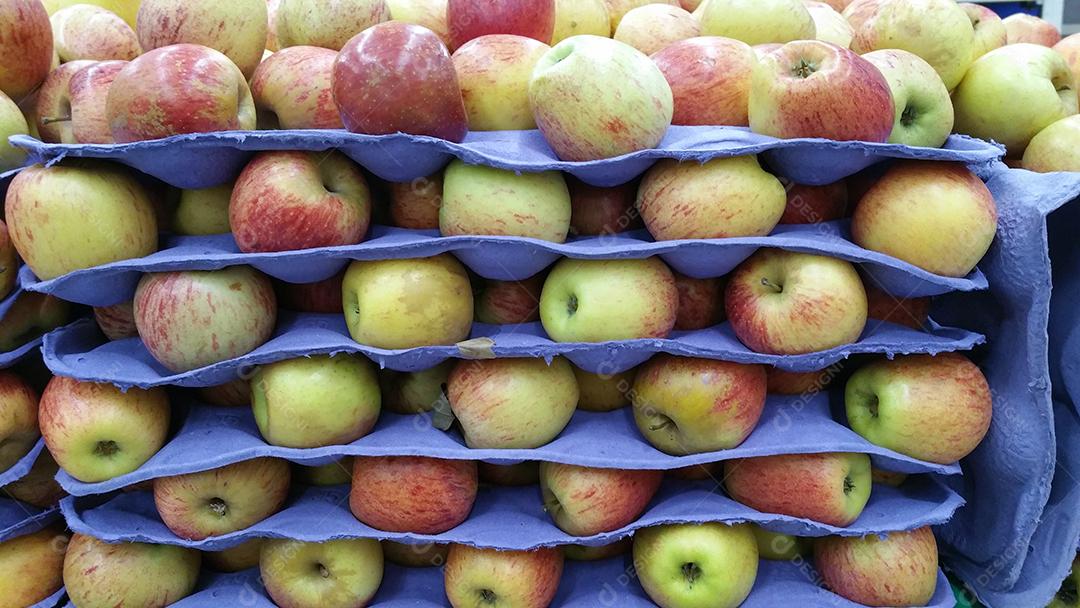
left=208, top=497, right=229, bottom=517
left=38, top=115, right=71, bottom=125
left=760, top=278, right=783, bottom=293
left=682, top=562, right=702, bottom=585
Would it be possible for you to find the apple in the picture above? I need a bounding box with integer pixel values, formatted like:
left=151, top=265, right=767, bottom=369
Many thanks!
left=137, top=0, right=266, bottom=77
left=154, top=457, right=291, bottom=540
left=333, top=22, right=467, bottom=141
left=1050, top=555, right=1080, bottom=608
left=276, top=0, right=389, bottom=51
left=630, top=355, right=766, bottom=455
left=766, top=368, right=835, bottom=395
left=43, top=0, right=140, bottom=26
left=204, top=539, right=263, bottom=572
left=749, top=40, right=894, bottom=142
left=872, top=467, right=908, bottom=486
left=845, top=0, right=975, bottom=90
left=752, top=42, right=783, bottom=58
left=779, top=180, right=848, bottom=224
left=815, top=527, right=938, bottom=606
left=1, top=450, right=66, bottom=507
left=230, top=150, right=371, bottom=253
left=529, top=35, right=673, bottom=161
left=172, top=184, right=232, bottom=235
left=724, top=452, right=872, bottom=526
left=342, top=255, right=473, bottom=349
left=0, top=91, right=28, bottom=172
left=852, top=161, right=997, bottom=277
left=637, top=156, right=787, bottom=240
left=477, top=461, right=540, bottom=485
left=197, top=379, right=251, bottom=407
left=40, top=376, right=169, bottom=483
left=260, top=538, right=383, bottom=607
left=602, top=0, right=679, bottom=32
left=540, top=258, right=678, bottom=341
left=447, top=357, right=578, bottom=448
left=0, top=0, right=53, bottom=101
left=251, top=354, right=381, bottom=448
left=574, top=366, right=635, bottom=412
left=1055, top=34, right=1080, bottom=85
left=725, top=249, right=868, bottom=355
left=864, top=284, right=930, bottom=329
left=1004, top=13, right=1060, bottom=47
left=651, top=36, right=757, bottom=127
left=540, top=462, right=662, bottom=535
left=292, top=458, right=354, bottom=486
left=0, top=220, right=19, bottom=300
left=698, top=0, right=815, bottom=45
left=441, top=162, right=570, bottom=242
left=752, top=525, right=810, bottom=560
left=564, top=539, right=631, bottom=561
left=385, top=0, right=450, bottom=45
left=954, top=43, right=1078, bottom=158
left=265, top=0, right=280, bottom=50
left=275, top=275, right=343, bottom=316
left=379, top=362, right=453, bottom=414
left=34, top=60, right=95, bottom=143
left=0, top=527, right=67, bottom=606
left=961, top=3, right=1007, bottom=60
left=64, top=533, right=201, bottom=607
left=1023, top=115, right=1080, bottom=172
left=350, top=456, right=477, bottom=533
left=805, top=1, right=852, bottom=48
left=69, top=60, right=127, bottom=144
left=444, top=545, right=563, bottom=608
left=552, top=0, right=610, bottom=43
left=134, top=266, right=277, bottom=372
left=567, top=177, right=640, bottom=236
left=447, top=0, right=554, bottom=50
left=390, top=172, right=443, bottom=230
left=862, top=49, right=954, bottom=148
left=845, top=353, right=992, bottom=464
left=452, top=35, right=549, bottom=131
left=634, top=522, right=758, bottom=608
left=0, top=292, right=71, bottom=351
left=51, top=4, right=140, bottom=62
left=382, top=541, right=449, bottom=567
left=474, top=275, right=544, bottom=325
left=0, top=371, right=39, bottom=472
left=251, top=45, right=343, bottom=129
left=673, top=273, right=724, bottom=331
left=613, top=4, right=699, bottom=56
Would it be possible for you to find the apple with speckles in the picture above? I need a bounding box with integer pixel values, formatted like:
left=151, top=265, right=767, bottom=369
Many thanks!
left=64, top=534, right=200, bottom=608
left=34, top=60, right=95, bottom=143
left=444, top=545, right=563, bottom=608
left=385, top=0, right=450, bottom=45
left=552, top=0, right=609, bottom=43
left=251, top=46, right=342, bottom=130
left=1004, top=13, right=1060, bottom=47
left=673, top=273, right=724, bottom=331
left=698, top=0, right=815, bottom=45
left=276, top=272, right=344, bottom=314
left=651, top=36, right=757, bottom=127
left=261, top=538, right=384, bottom=608
left=540, top=462, right=662, bottom=535
left=448, top=0, right=554, bottom=50
left=864, top=284, right=929, bottom=329
left=275, top=0, right=389, bottom=51
left=0, top=371, right=39, bottom=472
left=567, top=177, right=640, bottom=236
left=69, top=60, right=127, bottom=144
left=778, top=180, right=848, bottom=224
left=51, top=4, right=140, bottom=62
left=453, top=35, right=550, bottom=131
left=474, top=274, right=544, bottom=325
left=389, top=172, right=443, bottom=230
left=137, top=0, right=267, bottom=77
left=815, top=527, right=939, bottom=606
left=0, top=0, right=53, bottom=101
left=350, top=456, right=477, bottom=533
left=0, top=527, right=68, bottom=606
left=440, top=160, right=571, bottom=242
left=613, top=4, right=698, bottom=56
left=961, top=3, right=1007, bottom=60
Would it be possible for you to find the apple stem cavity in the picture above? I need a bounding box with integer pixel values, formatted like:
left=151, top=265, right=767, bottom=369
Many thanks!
left=208, top=497, right=229, bottom=518
left=318, top=563, right=330, bottom=579
left=479, top=589, right=498, bottom=604
left=566, top=294, right=578, bottom=316
left=681, top=562, right=702, bottom=586
left=901, top=106, right=918, bottom=127
left=843, top=476, right=856, bottom=496
left=94, top=440, right=119, bottom=458
left=791, top=59, right=818, bottom=79
left=759, top=278, right=783, bottom=293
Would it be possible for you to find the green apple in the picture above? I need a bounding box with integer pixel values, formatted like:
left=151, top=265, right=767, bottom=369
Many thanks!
left=613, top=4, right=699, bottom=56
left=529, top=35, right=673, bottom=161
left=292, top=457, right=354, bottom=486
left=845, top=353, right=993, bottom=464
left=382, top=541, right=449, bottom=567
left=39, top=376, right=170, bottom=483
left=872, top=467, right=908, bottom=487
left=574, top=366, right=634, bottom=412
left=631, top=355, right=767, bottom=455
left=805, top=0, right=852, bottom=47
left=251, top=354, right=381, bottom=448
left=342, top=255, right=474, bottom=349
left=863, top=49, right=954, bottom=148
left=1050, top=555, right=1080, bottom=608
left=1023, top=115, right=1080, bottom=172
left=64, top=533, right=201, bottom=608
left=137, top=0, right=267, bottom=77
left=0, top=292, right=71, bottom=352
left=752, top=525, right=810, bottom=560
left=0, top=526, right=67, bottom=606
left=0, top=91, right=28, bottom=172
left=852, top=161, right=997, bottom=278
left=204, top=539, right=264, bottom=572
left=261, top=538, right=384, bottom=608
left=5, top=162, right=157, bottom=280
left=814, top=527, right=938, bottom=606
left=440, top=160, right=571, bottom=242
left=540, top=462, right=662, bottom=535
left=2, top=450, right=66, bottom=507
left=444, top=545, right=564, bottom=608
left=172, top=184, right=232, bottom=235
left=379, top=362, right=454, bottom=414
left=633, top=522, right=758, bottom=608
left=452, top=34, right=550, bottom=130
left=552, top=0, right=610, bottom=43
left=961, top=2, right=1007, bottom=61
left=540, top=258, right=678, bottom=342
left=953, top=43, right=1078, bottom=158
left=699, top=0, right=814, bottom=45
left=846, top=0, right=975, bottom=90
left=447, top=357, right=578, bottom=449
left=0, top=370, right=39, bottom=472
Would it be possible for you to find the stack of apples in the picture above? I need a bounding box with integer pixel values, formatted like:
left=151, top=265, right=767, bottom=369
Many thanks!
left=0, top=0, right=1016, bottom=607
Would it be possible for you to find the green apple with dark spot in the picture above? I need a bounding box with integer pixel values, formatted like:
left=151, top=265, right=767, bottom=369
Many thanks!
left=261, top=538, right=384, bottom=608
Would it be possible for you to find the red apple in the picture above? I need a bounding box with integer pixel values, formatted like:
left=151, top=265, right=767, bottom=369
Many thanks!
left=197, top=378, right=251, bottom=407
left=815, top=527, right=938, bottom=606
left=474, top=274, right=544, bottom=325
left=390, top=172, right=443, bottom=229
left=673, top=273, right=724, bottom=331
left=477, top=461, right=540, bottom=486
left=0, top=370, right=39, bottom=473
left=34, top=60, right=95, bottom=143
left=333, top=22, right=468, bottom=141
left=1004, top=13, right=1061, bottom=47
left=567, top=176, right=641, bottom=236
left=275, top=272, right=345, bottom=314
left=444, top=546, right=563, bottom=607
left=872, top=468, right=908, bottom=487
left=667, top=462, right=719, bottom=481
left=230, top=151, right=371, bottom=253
left=382, top=541, right=449, bottom=567
left=778, top=180, right=849, bottom=224
left=349, top=456, right=478, bottom=534
left=107, top=43, right=257, bottom=142
left=93, top=300, right=138, bottom=340
left=766, top=366, right=841, bottom=395
left=651, top=36, right=757, bottom=126
left=540, top=462, right=662, bottom=535
left=0, top=0, right=53, bottom=101
left=447, top=0, right=555, bottom=50
left=864, top=284, right=930, bottom=329
left=69, top=60, right=127, bottom=144
left=250, top=45, right=342, bottom=130
left=749, top=40, right=895, bottom=142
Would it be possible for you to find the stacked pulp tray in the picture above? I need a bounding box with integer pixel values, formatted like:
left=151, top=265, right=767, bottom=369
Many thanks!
left=13, top=126, right=1013, bottom=607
